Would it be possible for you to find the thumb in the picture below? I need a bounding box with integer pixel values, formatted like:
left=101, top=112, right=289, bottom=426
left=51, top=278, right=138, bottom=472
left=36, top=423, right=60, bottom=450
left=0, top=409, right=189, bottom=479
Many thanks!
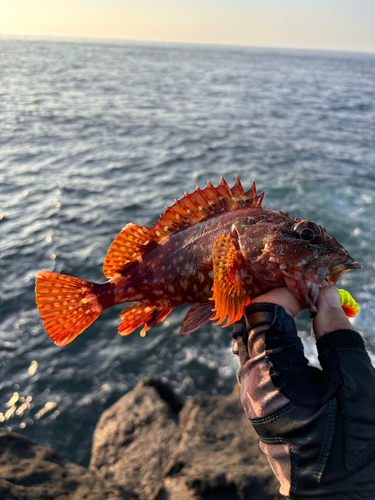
left=313, top=286, right=354, bottom=340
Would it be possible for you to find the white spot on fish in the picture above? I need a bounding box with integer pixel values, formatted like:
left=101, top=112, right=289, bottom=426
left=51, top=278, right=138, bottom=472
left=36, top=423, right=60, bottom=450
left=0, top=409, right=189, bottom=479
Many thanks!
left=168, top=284, right=175, bottom=293
left=181, top=279, right=189, bottom=290
left=208, top=270, right=214, bottom=279
left=198, top=272, right=205, bottom=283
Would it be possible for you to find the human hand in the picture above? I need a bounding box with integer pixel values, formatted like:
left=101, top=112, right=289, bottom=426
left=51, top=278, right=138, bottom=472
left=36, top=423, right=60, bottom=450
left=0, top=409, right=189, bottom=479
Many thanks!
left=251, top=287, right=301, bottom=317
left=233, top=287, right=375, bottom=499
left=313, top=286, right=354, bottom=339
left=250, top=285, right=354, bottom=340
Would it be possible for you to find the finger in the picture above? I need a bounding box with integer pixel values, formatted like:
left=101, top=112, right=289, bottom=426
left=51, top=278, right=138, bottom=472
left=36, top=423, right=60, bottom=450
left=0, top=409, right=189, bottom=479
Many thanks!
left=313, top=286, right=354, bottom=340
left=251, top=288, right=302, bottom=318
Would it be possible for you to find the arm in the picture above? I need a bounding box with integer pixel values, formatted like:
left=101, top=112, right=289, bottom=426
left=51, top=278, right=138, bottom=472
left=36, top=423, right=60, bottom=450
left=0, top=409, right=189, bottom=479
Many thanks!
left=233, top=287, right=375, bottom=499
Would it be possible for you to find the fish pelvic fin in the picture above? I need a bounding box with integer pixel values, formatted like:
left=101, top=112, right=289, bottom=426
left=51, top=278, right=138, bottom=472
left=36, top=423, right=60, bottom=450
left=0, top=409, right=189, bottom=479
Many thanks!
left=35, top=271, right=103, bottom=346
left=103, top=177, right=264, bottom=278
left=180, top=303, right=216, bottom=335
left=210, top=234, right=251, bottom=327
left=119, top=303, right=172, bottom=337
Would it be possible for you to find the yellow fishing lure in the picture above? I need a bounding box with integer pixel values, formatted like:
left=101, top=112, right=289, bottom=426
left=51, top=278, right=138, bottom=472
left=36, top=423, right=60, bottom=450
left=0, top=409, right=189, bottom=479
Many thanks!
left=338, top=289, right=359, bottom=318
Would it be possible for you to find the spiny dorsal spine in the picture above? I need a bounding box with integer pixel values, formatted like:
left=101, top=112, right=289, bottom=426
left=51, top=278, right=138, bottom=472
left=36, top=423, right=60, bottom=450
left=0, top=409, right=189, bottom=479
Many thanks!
left=103, top=176, right=264, bottom=278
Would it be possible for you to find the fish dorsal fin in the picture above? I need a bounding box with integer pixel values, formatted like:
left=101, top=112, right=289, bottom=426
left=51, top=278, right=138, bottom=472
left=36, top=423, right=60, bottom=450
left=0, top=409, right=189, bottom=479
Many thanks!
left=103, top=223, right=158, bottom=278
left=153, top=176, right=264, bottom=240
left=103, top=176, right=264, bottom=278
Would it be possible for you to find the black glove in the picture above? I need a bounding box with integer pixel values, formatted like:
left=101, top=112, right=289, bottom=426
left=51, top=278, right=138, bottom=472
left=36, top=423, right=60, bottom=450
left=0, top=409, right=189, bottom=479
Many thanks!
left=233, top=302, right=375, bottom=499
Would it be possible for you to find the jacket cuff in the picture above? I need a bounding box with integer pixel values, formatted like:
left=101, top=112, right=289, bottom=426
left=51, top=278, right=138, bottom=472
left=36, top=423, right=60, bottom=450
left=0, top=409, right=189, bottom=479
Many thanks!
left=317, top=329, right=366, bottom=356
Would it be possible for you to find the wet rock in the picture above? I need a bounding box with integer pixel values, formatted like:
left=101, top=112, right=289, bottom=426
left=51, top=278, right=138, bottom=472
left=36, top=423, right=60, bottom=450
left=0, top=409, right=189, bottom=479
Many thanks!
left=91, top=378, right=280, bottom=500
left=0, top=429, right=137, bottom=500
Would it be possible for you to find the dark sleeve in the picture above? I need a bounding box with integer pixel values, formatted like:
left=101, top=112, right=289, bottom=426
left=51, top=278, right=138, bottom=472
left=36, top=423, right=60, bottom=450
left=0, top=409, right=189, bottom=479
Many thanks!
left=235, top=303, right=375, bottom=499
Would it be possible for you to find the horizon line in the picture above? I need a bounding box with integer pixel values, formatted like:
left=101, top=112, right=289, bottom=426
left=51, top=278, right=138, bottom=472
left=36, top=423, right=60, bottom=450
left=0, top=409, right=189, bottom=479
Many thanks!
left=1, top=32, right=374, bottom=56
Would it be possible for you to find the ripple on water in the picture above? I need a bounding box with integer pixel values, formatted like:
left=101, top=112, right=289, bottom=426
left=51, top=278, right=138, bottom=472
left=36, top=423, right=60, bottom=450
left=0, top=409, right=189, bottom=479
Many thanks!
left=1, top=38, right=374, bottom=465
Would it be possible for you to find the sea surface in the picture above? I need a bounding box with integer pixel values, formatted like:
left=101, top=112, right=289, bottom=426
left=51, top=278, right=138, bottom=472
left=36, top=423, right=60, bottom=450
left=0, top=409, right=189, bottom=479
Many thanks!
left=0, top=37, right=375, bottom=466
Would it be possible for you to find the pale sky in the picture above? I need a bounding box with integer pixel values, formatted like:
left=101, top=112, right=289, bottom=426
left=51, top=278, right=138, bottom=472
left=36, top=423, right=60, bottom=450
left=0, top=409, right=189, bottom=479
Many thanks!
left=1, top=0, right=374, bottom=53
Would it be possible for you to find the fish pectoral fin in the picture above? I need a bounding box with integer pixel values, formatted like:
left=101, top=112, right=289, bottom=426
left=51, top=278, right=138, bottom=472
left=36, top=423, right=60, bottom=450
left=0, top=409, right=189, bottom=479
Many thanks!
left=210, top=234, right=250, bottom=327
left=180, top=303, right=216, bottom=335
left=119, top=303, right=172, bottom=337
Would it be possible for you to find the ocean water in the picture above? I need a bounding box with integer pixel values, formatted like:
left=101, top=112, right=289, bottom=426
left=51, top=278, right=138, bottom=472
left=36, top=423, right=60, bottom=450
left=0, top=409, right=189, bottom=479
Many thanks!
left=1, top=37, right=375, bottom=466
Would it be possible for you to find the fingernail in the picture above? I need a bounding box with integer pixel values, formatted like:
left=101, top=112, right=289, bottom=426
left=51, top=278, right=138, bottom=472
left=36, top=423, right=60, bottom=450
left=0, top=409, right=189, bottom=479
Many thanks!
left=324, top=287, right=342, bottom=308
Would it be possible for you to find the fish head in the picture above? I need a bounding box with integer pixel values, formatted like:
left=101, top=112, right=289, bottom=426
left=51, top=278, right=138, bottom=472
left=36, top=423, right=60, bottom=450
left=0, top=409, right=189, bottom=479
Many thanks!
left=234, top=211, right=361, bottom=316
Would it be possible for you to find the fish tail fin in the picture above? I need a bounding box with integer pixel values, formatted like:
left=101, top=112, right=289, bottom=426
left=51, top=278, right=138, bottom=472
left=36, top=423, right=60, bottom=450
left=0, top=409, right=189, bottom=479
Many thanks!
left=119, top=303, right=172, bottom=337
left=35, top=271, right=103, bottom=346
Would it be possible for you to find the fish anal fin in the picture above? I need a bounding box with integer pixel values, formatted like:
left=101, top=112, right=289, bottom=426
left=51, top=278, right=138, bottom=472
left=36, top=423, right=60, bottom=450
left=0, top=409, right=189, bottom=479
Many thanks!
left=119, top=303, right=172, bottom=337
left=209, top=234, right=250, bottom=327
left=180, top=303, right=216, bottom=335
left=36, top=271, right=103, bottom=346
left=103, top=223, right=158, bottom=278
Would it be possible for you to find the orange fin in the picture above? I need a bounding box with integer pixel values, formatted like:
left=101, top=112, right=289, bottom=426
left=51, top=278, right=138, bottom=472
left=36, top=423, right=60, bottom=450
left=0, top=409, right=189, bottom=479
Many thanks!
left=35, top=271, right=103, bottom=346
left=103, top=223, right=157, bottom=278
left=209, top=234, right=250, bottom=327
left=153, top=176, right=264, bottom=241
left=119, top=303, right=172, bottom=337
left=180, top=303, right=216, bottom=335
left=104, top=177, right=264, bottom=278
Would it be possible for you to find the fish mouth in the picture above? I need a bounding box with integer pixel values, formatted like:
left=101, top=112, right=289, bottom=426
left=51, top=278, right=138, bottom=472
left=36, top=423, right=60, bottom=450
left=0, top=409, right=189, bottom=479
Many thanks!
left=284, top=255, right=361, bottom=317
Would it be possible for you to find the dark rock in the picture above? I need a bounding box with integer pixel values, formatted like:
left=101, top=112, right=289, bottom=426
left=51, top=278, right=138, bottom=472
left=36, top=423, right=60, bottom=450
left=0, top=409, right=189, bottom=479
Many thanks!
left=0, top=429, right=137, bottom=500
left=91, top=378, right=280, bottom=500
left=90, top=377, right=181, bottom=500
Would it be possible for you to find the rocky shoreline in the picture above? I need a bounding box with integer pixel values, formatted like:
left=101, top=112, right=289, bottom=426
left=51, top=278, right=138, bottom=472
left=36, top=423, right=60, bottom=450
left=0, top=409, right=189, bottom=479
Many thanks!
left=0, top=378, right=280, bottom=499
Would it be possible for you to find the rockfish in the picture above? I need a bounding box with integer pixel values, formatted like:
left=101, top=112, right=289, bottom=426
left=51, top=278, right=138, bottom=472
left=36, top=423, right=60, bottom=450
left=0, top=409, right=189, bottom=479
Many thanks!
left=35, top=177, right=360, bottom=346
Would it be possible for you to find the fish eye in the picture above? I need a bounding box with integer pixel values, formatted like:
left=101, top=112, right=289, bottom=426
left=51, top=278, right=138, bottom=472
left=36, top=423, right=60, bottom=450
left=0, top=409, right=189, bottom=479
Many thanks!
left=293, top=221, right=324, bottom=244
left=300, top=228, right=315, bottom=241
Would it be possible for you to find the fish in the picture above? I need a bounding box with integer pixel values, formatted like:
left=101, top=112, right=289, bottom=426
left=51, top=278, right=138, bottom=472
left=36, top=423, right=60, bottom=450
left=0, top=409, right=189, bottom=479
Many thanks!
left=35, top=176, right=361, bottom=346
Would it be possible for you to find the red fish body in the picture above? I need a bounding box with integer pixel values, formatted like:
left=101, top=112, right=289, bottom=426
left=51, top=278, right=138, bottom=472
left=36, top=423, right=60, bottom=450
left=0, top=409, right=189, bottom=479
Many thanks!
left=36, top=177, right=360, bottom=346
